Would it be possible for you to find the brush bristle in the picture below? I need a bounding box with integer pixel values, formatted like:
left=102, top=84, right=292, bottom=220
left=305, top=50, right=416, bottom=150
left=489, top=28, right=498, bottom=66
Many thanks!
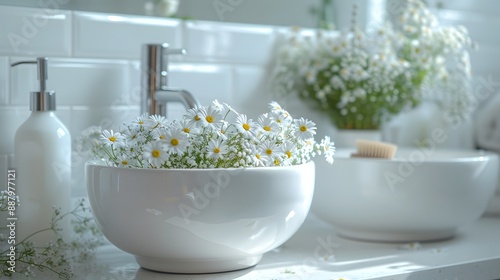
left=351, top=139, right=397, bottom=159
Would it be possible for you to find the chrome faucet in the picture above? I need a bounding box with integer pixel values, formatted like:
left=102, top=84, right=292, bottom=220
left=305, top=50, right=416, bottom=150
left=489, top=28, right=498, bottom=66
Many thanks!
left=141, top=43, right=200, bottom=116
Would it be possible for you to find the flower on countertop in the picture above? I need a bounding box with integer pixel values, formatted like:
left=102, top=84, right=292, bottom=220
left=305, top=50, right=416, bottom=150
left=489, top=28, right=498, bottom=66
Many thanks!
left=272, top=0, right=473, bottom=130
left=87, top=100, right=335, bottom=169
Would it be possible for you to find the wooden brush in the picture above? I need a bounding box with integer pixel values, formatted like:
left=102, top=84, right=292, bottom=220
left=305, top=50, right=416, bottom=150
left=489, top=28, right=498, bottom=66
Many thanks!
left=351, top=139, right=397, bottom=159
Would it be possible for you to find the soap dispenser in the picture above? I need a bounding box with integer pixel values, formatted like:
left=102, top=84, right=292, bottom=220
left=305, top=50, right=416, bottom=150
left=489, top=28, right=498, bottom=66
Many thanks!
left=12, top=57, right=72, bottom=245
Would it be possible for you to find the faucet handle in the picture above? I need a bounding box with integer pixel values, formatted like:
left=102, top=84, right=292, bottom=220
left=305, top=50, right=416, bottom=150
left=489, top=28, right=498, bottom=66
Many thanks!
left=160, top=43, right=186, bottom=56
left=159, top=44, right=186, bottom=90
left=164, top=47, right=186, bottom=56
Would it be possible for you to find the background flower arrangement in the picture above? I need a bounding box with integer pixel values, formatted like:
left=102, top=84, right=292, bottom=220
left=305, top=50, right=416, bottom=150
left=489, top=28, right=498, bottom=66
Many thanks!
left=272, top=0, right=473, bottom=130
left=85, top=100, right=335, bottom=169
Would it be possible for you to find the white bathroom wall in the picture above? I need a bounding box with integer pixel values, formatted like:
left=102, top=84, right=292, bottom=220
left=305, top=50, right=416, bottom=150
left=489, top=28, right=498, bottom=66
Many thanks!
left=0, top=5, right=281, bottom=196
left=1, top=2, right=499, bottom=198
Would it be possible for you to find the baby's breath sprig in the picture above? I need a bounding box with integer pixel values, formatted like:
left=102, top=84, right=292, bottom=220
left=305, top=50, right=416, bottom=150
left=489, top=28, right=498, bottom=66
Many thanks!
left=0, top=195, right=105, bottom=279
left=88, top=100, right=335, bottom=169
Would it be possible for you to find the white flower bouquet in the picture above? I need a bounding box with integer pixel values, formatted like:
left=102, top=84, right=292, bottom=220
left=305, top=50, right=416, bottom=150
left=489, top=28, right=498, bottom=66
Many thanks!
left=84, top=100, right=334, bottom=169
left=272, top=0, right=473, bottom=130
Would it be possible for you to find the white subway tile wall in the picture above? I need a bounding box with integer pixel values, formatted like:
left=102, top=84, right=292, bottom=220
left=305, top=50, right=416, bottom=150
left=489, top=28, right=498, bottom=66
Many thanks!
left=0, top=5, right=278, bottom=195
left=73, top=12, right=182, bottom=59
left=0, top=7, right=72, bottom=56
left=0, top=155, right=7, bottom=193
left=0, top=3, right=498, bottom=197
left=0, top=57, right=7, bottom=105
left=232, top=65, right=271, bottom=117
left=168, top=63, right=233, bottom=105
left=183, top=21, right=276, bottom=64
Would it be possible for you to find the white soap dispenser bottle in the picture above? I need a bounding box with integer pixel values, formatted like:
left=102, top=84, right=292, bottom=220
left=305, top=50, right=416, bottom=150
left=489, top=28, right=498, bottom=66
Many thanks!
left=12, top=57, right=72, bottom=246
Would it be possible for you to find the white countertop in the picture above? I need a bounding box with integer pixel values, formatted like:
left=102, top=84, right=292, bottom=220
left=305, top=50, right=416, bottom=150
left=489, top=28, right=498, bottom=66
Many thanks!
left=66, top=214, right=500, bottom=280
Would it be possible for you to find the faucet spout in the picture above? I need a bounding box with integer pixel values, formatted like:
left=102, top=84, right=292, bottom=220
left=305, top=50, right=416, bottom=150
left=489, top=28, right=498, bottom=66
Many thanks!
left=141, top=43, right=200, bottom=117
left=153, top=89, right=200, bottom=116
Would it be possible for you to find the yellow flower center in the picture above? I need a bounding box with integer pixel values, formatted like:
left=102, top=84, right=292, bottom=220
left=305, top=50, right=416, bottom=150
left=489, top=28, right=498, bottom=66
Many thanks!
left=243, top=123, right=250, bottom=131
left=286, top=151, right=292, bottom=158
left=109, top=136, right=116, bottom=142
left=183, top=128, right=190, bottom=133
left=256, top=154, right=261, bottom=159
left=300, top=125, right=307, bottom=132
left=171, top=138, right=179, bottom=146
left=152, top=150, right=161, bottom=158
left=264, top=126, right=271, bottom=132
left=266, top=149, right=273, bottom=155
left=206, top=116, right=214, bottom=123
left=138, top=121, right=144, bottom=125
left=121, top=160, right=128, bottom=165
left=274, top=159, right=279, bottom=166
left=195, top=115, right=201, bottom=121
left=159, top=135, right=165, bottom=140
left=213, top=147, right=220, bottom=154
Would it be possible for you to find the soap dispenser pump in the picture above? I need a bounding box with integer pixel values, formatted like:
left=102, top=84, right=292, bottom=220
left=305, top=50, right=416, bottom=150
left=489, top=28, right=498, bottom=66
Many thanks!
left=12, top=57, right=72, bottom=245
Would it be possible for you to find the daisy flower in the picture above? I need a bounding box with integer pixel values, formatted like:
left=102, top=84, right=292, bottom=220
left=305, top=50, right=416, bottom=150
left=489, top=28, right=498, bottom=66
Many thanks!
left=87, top=100, right=335, bottom=169
left=268, top=101, right=283, bottom=113
left=123, top=126, right=139, bottom=142
left=235, top=114, right=257, bottom=139
left=175, top=119, right=197, bottom=135
left=130, top=113, right=149, bottom=129
left=217, top=120, right=230, bottom=140
left=250, top=146, right=267, bottom=167
left=270, top=110, right=292, bottom=126
left=257, top=115, right=280, bottom=135
left=143, top=141, right=168, bottom=168
left=149, top=115, right=168, bottom=128
left=294, top=118, right=317, bottom=140
left=117, top=154, right=131, bottom=168
left=259, top=140, right=284, bottom=162
left=184, top=106, right=205, bottom=128
left=281, top=141, right=296, bottom=160
left=321, top=136, right=336, bottom=164
left=207, top=138, right=228, bottom=159
left=152, top=127, right=168, bottom=140
left=163, top=127, right=189, bottom=154
left=201, top=103, right=223, bottom=129
left=123, top=125, right=146, bottom=145
left=211, top=99, right=225, bottom=111
left=272, top=157, right=285, bottom=167
left=100, top=130, right=126, bottom=147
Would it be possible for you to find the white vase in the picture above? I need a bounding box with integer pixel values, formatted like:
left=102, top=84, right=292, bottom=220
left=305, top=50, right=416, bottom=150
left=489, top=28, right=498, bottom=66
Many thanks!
left=156, top=0, right=179, bottom=17
left=333, top=129, right=382, bottom=149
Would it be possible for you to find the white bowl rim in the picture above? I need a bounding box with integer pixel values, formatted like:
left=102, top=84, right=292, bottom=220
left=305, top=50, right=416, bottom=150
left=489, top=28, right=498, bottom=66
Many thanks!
left=333, top=148, right=498, bottom=163
left=85, top=159, right=315, bottom=172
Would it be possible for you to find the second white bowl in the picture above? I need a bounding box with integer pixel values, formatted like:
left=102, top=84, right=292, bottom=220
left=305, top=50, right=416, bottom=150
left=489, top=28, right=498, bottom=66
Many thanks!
left=313, top=149, right=498, bottom=242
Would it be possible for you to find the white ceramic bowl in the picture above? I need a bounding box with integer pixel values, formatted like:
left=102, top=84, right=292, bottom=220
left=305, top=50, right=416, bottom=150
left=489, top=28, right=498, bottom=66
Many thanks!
left=86, top=161, right=315, bottom=273
left=313, top=149, right=499, bottom=242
